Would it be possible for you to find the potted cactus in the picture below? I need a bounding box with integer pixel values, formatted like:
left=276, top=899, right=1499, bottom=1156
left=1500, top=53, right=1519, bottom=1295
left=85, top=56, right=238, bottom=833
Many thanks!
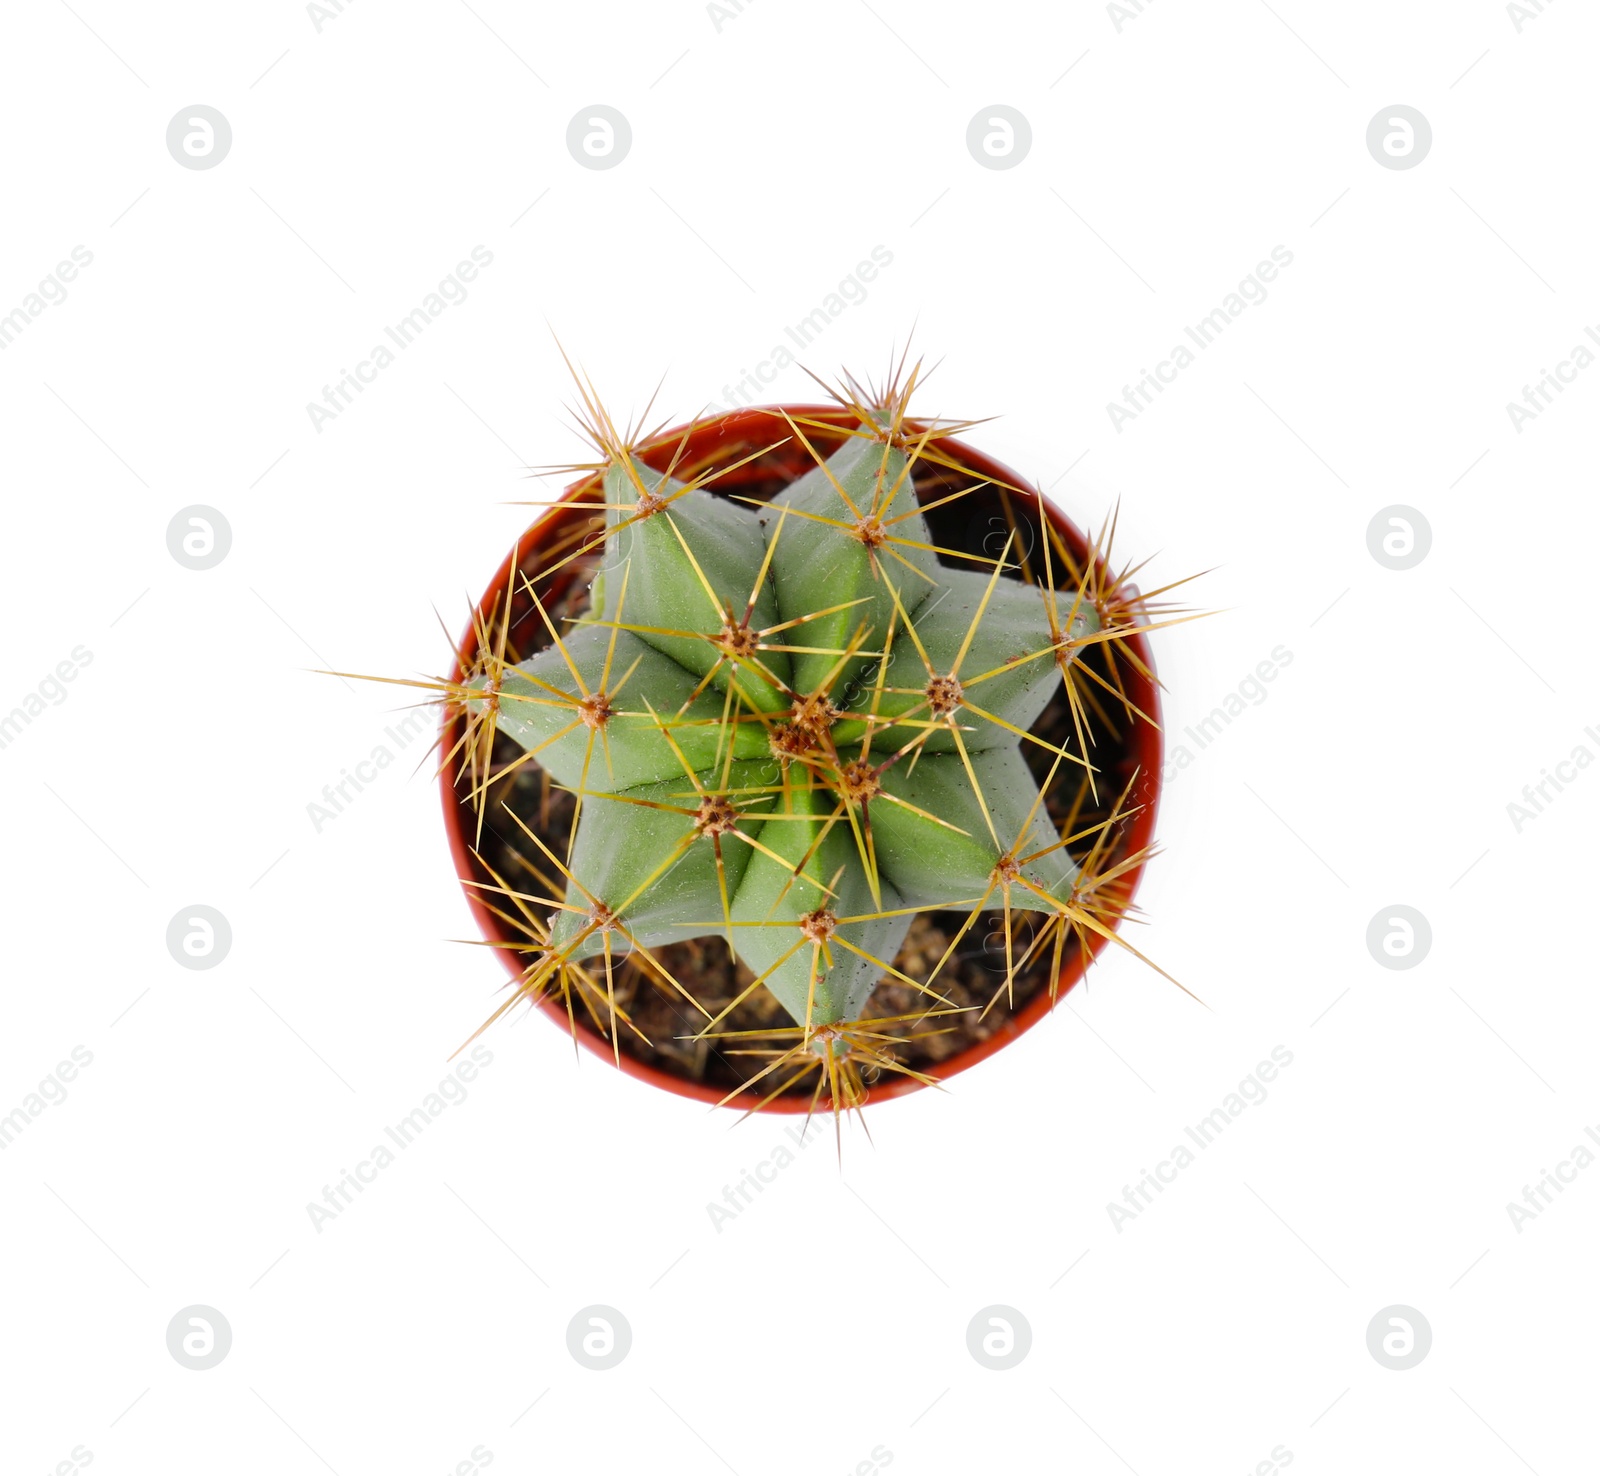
left=370, top=358, right=1194, bottom=1121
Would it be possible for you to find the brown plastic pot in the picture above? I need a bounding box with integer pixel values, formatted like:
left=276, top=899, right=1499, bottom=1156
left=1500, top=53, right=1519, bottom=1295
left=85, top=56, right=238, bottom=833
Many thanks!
left=439, top=405, right=1163, bottom=1111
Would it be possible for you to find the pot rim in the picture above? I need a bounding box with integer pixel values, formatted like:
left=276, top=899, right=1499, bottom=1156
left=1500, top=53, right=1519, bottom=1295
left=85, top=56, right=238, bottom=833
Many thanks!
left=438, top=403, right=1164, bottom=1111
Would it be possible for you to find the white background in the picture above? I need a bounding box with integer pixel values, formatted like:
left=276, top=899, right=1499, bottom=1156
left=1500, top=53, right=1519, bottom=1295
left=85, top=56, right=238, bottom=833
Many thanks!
left=3, top=1, right=1597, bottom=1472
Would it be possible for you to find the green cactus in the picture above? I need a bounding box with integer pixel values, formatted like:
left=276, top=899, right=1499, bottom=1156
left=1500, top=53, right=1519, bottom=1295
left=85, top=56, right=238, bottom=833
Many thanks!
left=304, top=359, right=1203, bottom=1119
left=435, top=364, right=1190, bottom=1112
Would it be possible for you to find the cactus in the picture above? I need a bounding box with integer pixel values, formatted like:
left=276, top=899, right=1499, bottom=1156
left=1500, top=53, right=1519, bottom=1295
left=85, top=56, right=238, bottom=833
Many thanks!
left=339, top=356, right=1198, bottom=1121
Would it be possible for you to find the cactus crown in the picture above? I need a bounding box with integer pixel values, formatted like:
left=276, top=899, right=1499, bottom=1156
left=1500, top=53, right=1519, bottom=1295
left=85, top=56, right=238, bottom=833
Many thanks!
left=339, top=355, right=1200, bottom=1127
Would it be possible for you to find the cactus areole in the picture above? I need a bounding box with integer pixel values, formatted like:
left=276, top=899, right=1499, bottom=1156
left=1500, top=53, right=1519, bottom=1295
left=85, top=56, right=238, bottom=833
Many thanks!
left=439, top=385, right=1167, bottom=1114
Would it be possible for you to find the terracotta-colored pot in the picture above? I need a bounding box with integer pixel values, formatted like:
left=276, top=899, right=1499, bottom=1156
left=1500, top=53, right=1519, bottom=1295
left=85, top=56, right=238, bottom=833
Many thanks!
left=439, top=405, right=1163, bottom=1110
